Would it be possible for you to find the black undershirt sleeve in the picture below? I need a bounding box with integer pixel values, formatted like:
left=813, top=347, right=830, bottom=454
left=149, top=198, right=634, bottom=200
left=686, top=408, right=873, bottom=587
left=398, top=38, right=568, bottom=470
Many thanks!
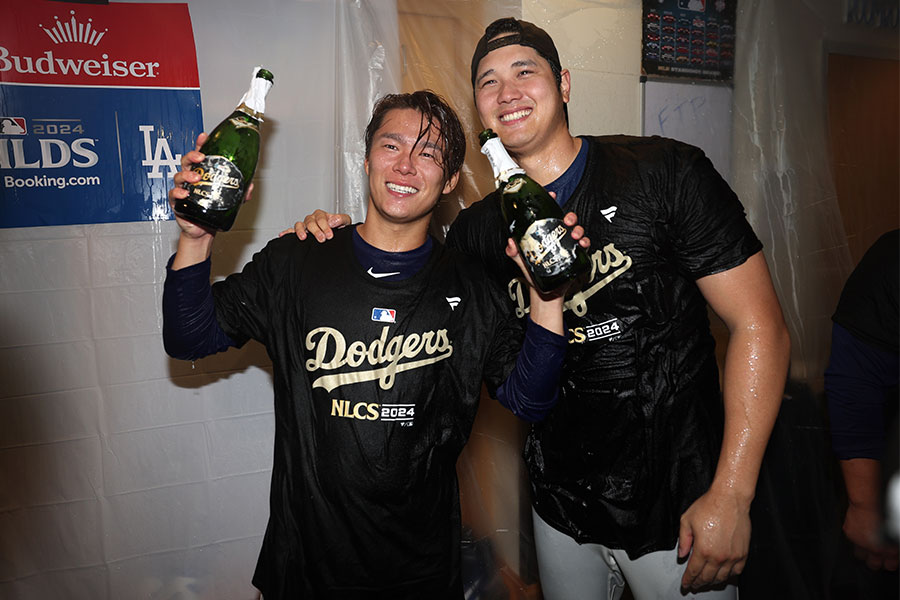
left=495, top=317, right=567, bottom=422
left=162, top=255, right=237, bottom=360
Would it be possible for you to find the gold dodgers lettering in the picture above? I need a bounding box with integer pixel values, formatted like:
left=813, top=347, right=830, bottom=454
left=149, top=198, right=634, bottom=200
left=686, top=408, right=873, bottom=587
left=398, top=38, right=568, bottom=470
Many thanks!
left=306, top=325, right=453, bottom=392
left=508, top=242, right=633, bottom=318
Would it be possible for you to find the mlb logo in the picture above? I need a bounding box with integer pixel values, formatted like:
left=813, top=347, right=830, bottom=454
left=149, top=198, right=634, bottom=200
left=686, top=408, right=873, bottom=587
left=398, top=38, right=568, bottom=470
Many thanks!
left=0, top=117, right=27, bottom=135
left=371, top=308, right=396, bottom=323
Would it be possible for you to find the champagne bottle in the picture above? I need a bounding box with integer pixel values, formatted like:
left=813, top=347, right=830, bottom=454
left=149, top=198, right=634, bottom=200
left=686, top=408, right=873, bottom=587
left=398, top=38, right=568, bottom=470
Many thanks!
left=479, top=129, right=590, bottom=293
left=174, top=66, right=274, bottom=231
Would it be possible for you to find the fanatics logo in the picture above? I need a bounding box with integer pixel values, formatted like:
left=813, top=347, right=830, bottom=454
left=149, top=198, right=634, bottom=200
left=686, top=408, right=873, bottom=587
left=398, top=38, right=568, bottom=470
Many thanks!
left=371, top=308, right=396, bottom=323
left=601, top=206, right=617, bottom=222
left=446, top=296, right=460, bottom=310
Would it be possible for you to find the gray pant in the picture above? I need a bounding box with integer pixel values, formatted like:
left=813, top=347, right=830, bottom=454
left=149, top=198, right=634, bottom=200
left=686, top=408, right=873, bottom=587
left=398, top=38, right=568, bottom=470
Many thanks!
left=533, top=509, right=738, bottom=600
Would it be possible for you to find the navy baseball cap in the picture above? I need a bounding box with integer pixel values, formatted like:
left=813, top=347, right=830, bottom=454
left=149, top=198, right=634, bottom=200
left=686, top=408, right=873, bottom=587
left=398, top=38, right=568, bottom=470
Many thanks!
left=470, top=18, right=562, bottom=87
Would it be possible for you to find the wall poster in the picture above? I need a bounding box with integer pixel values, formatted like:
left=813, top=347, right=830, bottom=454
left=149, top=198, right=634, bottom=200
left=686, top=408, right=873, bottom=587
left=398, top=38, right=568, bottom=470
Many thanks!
left=641, top=0, right=737, bottom=82
left=0, top=1, right=202, bottom=228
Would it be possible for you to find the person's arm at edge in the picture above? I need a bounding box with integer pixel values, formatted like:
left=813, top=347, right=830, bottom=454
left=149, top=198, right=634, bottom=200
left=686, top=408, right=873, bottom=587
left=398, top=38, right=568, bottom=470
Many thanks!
left=839, top=458, right=899, bottom=570
left=678, top=250, right=791, bottom=589
left=827, top=331, right=898, bottom=570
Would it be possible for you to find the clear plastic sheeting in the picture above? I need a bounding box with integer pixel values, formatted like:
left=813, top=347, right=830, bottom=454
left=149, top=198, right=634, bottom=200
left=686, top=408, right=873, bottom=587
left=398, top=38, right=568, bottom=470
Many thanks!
left=335, top=0, right=401, bottom=223
left=733, top=1, right=853, bottom=391
left=731, top=2, right=898, bottom=599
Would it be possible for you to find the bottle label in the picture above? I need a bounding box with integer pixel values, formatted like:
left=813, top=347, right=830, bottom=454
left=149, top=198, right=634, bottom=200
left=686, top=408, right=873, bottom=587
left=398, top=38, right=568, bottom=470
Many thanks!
left=183, top=155, right=244, bottom=210
left=520, top=218, right=578, bottom=277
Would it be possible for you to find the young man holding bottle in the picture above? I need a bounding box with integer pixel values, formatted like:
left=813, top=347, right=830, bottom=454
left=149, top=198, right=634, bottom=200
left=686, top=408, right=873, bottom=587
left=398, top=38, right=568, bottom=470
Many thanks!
left=295, top=17, right=791, bottom=600
left=163, top=90, right=587, bottom=599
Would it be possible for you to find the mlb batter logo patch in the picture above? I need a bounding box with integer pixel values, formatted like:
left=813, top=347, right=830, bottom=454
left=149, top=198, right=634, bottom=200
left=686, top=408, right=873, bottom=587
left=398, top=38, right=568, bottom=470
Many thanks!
left=0, top=117, right=27, bottom=135
left=371, top=308, right=396, bottom=323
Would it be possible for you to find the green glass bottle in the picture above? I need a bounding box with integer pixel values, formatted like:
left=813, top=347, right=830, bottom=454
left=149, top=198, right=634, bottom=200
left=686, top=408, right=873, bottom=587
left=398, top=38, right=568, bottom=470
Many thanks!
left=479, top=129, right=590, bottom=293
left=175, top=66, right=274, bottom=231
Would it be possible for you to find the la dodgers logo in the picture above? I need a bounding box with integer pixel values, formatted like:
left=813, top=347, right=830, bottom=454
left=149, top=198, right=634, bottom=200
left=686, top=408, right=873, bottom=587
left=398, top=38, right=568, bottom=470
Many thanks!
left=139, top=125, right=181, bottom=180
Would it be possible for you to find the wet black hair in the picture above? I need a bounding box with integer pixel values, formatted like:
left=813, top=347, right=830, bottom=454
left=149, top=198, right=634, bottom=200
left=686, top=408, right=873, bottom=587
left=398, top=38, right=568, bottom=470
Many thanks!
left=364, top=90, right=466, bottom=183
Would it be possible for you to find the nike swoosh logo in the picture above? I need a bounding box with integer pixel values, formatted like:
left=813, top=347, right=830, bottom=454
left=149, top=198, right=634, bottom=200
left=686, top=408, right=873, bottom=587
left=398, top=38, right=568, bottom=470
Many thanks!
left=367, top=267, right=401, bottom=279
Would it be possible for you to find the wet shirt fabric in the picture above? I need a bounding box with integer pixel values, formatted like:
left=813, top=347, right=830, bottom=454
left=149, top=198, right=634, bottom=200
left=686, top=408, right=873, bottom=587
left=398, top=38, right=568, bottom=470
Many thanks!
left=832, top=228, right=899, bottom=354
left=176, top=229, right=524, bottom=599
left=446, top=135, right=762, bottom=559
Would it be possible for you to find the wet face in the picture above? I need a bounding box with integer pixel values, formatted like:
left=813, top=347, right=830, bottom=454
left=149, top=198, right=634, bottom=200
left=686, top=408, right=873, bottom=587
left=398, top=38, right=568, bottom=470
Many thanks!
left=473, top=43, right=570, bottom=157
left=364, top=108, right=459, bottom=226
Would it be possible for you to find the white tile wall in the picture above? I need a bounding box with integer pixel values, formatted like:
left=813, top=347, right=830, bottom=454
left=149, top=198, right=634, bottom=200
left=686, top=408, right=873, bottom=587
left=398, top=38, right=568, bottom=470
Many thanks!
left=0, top=438, right=101, bottom=508
left=0, top=341, right=100, bottom=397
left=0, top=388, right=101, bottom=447
left=103, top=483, right=211, bottom=560
left=0, top=499, right=104, bottom=577
left=526, top=0, right=644, bottom=137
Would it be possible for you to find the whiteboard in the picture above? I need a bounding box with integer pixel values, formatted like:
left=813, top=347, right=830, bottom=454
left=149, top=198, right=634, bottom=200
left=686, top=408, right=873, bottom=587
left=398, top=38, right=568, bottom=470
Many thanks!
left=642, top=79, right=733, bottom=183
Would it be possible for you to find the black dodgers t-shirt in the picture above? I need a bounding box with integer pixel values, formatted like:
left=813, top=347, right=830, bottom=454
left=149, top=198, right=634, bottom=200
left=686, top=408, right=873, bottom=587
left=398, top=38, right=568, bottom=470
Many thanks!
left=211, top=229, right=522, bottom=598
left=447, top=135, right=762, bottom=558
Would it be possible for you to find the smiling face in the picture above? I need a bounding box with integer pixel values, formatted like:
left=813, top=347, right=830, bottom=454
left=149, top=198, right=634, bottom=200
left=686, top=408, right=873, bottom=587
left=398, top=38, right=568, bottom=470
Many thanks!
left=364, top=107, right=459, bottom=228
left=473, top=43, right=570, bottom=159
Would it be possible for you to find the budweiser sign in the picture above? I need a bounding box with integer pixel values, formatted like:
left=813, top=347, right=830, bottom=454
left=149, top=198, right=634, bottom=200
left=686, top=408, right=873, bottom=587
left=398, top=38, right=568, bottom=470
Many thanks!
left=0, top=4, right=199, bottom=88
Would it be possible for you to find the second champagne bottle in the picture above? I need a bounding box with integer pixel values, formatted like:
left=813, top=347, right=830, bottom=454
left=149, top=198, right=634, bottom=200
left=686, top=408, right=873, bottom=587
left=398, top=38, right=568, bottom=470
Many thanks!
left=479, top=129, right=590, bottom=293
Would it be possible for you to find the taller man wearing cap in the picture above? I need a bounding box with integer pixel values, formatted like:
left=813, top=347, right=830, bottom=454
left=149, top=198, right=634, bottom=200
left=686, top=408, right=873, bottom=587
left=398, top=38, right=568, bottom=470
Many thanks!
left=454, top=17, right=790, bottom=599
left=291, top=17, right=791, bottom=600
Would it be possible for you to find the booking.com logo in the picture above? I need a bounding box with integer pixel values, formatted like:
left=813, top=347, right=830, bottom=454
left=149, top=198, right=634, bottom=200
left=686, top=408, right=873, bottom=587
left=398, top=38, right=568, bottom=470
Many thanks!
left=4, top=174, right=101, bottom=189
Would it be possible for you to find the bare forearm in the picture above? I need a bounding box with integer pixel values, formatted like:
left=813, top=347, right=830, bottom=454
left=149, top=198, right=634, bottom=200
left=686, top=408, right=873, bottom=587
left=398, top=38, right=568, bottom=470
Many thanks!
left=527, top=287, right=565, bottom=336
left=841, top=458, right=882, bottom=509
left=711, top=322, right=790, bottom=502
left=172, top=231, right=215, bottom=270
left=680, top=253, right=791, bottom=587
